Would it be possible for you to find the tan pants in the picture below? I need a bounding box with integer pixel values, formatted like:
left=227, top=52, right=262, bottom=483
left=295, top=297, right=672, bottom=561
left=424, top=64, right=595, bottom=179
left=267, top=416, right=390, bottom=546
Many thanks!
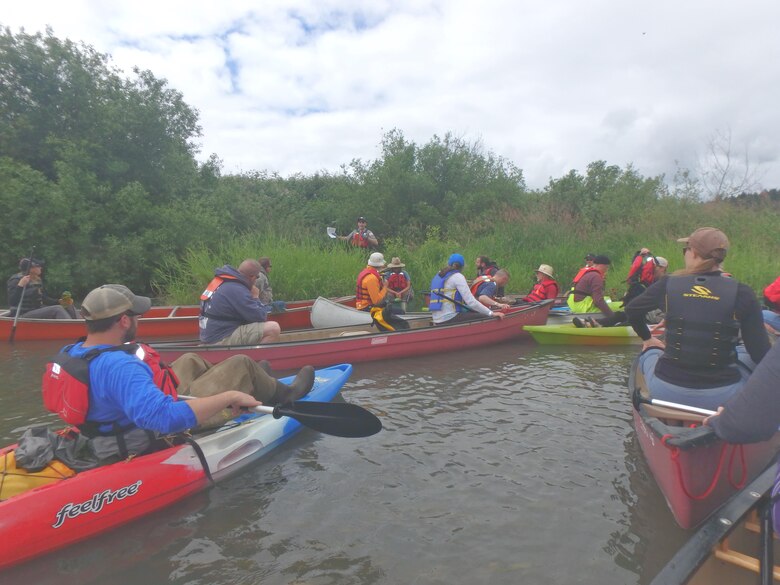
left=214, top=323, right=265, bottom=346
left=171, top=353, right=277, bottom=429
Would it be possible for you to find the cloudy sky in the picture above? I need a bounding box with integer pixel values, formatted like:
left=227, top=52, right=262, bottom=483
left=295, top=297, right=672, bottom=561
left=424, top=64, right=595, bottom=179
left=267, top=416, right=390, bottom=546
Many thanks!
left=3, top=1, right=780, bottom=189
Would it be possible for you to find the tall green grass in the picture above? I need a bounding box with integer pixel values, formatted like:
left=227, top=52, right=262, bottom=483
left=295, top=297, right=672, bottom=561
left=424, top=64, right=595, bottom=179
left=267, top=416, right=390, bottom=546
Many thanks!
left=155, top=203, right=779, bottom=305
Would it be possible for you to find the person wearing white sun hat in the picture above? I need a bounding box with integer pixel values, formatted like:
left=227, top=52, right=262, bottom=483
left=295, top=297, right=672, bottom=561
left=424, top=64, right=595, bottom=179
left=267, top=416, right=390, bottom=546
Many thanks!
left=522, top=264, right=559, bottom=303
left=355, top=252, right=388, bottom=311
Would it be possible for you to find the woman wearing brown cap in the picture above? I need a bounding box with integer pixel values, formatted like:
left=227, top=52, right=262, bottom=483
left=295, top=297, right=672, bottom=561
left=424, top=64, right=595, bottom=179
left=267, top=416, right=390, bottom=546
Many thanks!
left=625, top=227, right=770, bottom=410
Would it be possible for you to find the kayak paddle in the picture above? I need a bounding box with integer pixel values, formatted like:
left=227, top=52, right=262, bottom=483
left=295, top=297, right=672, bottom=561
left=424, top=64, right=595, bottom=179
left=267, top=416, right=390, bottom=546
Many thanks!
left=180, top=395, right=382, bottom=437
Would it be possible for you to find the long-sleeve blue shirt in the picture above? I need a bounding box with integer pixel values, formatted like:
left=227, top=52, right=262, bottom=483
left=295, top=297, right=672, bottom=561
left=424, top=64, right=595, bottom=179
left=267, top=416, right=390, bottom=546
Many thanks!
left=66, top=342, right=197, bottom=434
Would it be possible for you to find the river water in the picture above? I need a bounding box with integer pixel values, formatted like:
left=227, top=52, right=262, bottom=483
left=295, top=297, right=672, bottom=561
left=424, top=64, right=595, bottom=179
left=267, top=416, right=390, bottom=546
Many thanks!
left=0, top=338, right=692, bottom=584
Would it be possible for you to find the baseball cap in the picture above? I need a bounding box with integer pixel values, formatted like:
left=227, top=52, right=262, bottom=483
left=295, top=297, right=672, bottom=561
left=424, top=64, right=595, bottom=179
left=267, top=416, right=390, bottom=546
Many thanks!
left=592, top=255, right=611, bottom=265
left=80, top=284, right=151, bottom=320
left=19, top=257, right=43, bottom=272
left=584, top=253, right=596, bottom=261
left=677, top=227, right=729, bottom=261
left=357, top=216, right=367, bottom=222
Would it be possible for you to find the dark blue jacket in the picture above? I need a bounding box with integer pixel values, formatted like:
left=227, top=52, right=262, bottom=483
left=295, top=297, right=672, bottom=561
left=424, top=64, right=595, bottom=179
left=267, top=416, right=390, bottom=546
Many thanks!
left=199, top=265, right=270, bottom=344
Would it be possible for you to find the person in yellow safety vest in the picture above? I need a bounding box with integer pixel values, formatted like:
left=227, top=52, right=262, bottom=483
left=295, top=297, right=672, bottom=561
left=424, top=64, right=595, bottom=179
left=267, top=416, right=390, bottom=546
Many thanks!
left=567, top=254, right=617, bottom=321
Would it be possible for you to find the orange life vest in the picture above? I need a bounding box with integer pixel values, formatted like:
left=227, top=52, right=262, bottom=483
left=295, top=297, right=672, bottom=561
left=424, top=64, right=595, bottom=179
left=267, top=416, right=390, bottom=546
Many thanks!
left=470, top=275, right=494, bottom=297
left=765, top=276, right=780, bottom=310
left=356, top=267, right=382, bottom=310
left=524, top=279, right=559, bottom=302
left=200, top=274, right=240, bottom=301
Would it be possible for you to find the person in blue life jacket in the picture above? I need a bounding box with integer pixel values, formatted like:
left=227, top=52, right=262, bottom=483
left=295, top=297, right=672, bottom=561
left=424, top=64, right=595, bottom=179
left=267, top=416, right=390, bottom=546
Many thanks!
left=199, top=259, right=281, bottom=345
left=429, top=253, right=506, bottom=326
left=42, top=284, right=315, bottom=464
left=625, top=227, right=770, bottom=411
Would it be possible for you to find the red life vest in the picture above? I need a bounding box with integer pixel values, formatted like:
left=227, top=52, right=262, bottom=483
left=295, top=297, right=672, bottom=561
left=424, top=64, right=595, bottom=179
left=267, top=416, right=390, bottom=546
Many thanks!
left=42, top=343, right=178, bottom=426
left=523, top=279, right=559, bottom=302
left=470, top=275, right=494, bottom=297
left=626, top=255, right=656, bottom=287
left=386, top=271, right=409, bottom=292
left=765, top=276, right=780, bottom=310
left=200, top=274, right=241, bottom=301
left=571, top=265, right=599, bottom=285
left=356, top=267, right=382, bottom=309
left=351, top=231, right=370, bottom=248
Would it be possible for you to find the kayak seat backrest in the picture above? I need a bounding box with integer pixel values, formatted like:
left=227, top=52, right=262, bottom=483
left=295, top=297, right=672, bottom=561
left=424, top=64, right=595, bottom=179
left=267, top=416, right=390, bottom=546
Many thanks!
left=642, top=403, right=705, bottom=426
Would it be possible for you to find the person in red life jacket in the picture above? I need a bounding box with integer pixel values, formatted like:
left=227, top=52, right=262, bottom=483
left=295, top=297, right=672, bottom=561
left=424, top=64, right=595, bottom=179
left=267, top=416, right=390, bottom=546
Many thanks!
left=199, top=260, right=281, bottom=345
left=567, top=255, right=618, bottom=326
left=622, top=248, right=668, bottom=304
left=521, top=264, right=559, bottom=303
left=625, top=227, right=770, bottom=410
left=338, top=216, right=378, bottom=249
left=384, top=256, right=413, bottom=311
left=471, top=269, right=511, bottom=310
left=42, top=284, right=315, bottom=463
left=763, top=274, right=780, bottom=335
left=430, top=253, right=505, bottom=326
left=355, top=252, right=388, bottom=311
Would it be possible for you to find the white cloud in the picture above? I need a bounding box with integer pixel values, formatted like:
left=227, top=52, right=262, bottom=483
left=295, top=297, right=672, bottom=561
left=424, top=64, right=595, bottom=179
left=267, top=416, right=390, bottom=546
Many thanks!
left=3, top=0, right=780, bottom=189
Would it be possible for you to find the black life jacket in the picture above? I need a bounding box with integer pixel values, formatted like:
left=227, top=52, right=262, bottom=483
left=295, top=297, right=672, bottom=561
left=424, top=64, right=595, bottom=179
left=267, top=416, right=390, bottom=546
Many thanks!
left=663, top=275, right=740, bottom=368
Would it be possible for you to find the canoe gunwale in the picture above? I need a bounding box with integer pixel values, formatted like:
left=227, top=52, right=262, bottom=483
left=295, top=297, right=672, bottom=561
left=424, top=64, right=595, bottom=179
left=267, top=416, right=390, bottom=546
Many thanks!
left=648, top=463, right=776, bottom=585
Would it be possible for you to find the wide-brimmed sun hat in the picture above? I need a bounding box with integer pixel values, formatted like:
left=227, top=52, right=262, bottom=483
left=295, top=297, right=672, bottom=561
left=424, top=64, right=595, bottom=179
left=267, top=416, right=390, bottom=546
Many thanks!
left=368, top=252, right=386, bottom=267
left=386, top=257, right=405, bottom=268
left=536, top=264, right=554, bottom=278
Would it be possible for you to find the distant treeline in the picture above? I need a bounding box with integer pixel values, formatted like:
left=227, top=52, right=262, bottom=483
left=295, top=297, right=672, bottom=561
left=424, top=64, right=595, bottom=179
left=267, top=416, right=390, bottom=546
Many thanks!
left=1, top=27, right=778, bottom=304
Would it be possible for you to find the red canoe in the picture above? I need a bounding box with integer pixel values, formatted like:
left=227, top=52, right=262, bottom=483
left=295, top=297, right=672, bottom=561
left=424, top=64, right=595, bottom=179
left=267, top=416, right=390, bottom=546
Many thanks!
left=153, top=301, right=553, bottom=370
left=629, top=358, right=780, bottom=529
left=0, top=296, right=355, bottom=341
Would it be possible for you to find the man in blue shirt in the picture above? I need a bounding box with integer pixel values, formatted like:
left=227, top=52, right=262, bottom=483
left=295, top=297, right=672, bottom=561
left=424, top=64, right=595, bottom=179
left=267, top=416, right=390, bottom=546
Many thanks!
left=51, top=284, right=313, bottom=462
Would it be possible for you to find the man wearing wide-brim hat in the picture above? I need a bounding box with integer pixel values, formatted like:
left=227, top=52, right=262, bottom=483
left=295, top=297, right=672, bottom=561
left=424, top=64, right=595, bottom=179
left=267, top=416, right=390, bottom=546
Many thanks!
left=356, top=252, right=388, bottom=311
left=384, top=256, right=413, bottom=311
left=522, top=264, right=559, bottom=303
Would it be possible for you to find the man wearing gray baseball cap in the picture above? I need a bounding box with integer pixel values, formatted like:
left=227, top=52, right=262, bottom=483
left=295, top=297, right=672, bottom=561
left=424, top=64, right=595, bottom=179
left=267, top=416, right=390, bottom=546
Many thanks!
left=42, top=284, right=314, bottom=462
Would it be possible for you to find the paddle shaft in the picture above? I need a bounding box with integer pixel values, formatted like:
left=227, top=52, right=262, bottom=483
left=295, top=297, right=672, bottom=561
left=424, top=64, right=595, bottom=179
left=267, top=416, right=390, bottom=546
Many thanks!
left=649, top=398, right=716, bottom=417
left=9, top=245, right=35, bottom=343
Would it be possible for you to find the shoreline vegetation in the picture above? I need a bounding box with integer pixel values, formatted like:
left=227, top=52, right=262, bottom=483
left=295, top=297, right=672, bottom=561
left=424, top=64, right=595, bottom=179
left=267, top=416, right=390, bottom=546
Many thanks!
left=2, top=27, right=778, bottom=307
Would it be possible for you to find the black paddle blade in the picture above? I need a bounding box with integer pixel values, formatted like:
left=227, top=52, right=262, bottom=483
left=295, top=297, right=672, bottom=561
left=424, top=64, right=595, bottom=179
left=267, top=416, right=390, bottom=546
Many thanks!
left=275, top=401, right=383, bottom=438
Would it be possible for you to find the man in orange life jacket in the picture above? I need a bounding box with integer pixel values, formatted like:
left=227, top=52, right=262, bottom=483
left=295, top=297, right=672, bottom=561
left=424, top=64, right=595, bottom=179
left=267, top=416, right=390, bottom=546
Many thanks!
left=42, top=284, right=315, bottom=462
left=521, top=264, right=559, bottom=302
left=339, top=217, right=378, bottom=249
left=199, top=260, right=281, bottom=345
left=471, top=269, right=511, bottom=310
left=356, top=252, right=388, bottom=311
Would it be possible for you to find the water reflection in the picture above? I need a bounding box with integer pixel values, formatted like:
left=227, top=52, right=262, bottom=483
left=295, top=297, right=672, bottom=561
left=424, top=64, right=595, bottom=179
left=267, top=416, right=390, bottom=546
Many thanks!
left=0, top=340, right=691, bottom=584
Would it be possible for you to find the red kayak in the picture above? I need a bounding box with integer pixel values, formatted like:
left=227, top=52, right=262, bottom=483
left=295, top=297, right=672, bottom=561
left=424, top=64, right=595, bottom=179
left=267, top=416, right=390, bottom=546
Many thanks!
left=629, top=358, right=780, bottom=529
left=0, top=296, right=355, bottom=341
left=0, top=364, right=353, bottom=569
left=153, top=301, right=553, bottom=370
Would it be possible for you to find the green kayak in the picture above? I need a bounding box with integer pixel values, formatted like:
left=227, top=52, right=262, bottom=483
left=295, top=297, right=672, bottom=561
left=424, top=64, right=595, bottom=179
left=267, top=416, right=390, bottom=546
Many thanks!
left=524, top=324, right=640, bottom=346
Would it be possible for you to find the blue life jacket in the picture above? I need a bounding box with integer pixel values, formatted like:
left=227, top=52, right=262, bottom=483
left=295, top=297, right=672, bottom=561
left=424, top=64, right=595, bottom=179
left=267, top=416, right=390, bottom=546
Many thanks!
left=429, top=270, right=465, bottom=312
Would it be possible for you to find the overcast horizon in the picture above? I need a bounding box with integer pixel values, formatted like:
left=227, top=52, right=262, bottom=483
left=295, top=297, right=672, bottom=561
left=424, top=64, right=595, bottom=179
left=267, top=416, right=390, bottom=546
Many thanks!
left=4, top=1, right=780, bottom=191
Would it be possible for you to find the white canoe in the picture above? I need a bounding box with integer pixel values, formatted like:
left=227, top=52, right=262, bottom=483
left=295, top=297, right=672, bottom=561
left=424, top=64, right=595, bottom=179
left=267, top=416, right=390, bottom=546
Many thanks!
left=310, top=297, right=430, bottom=329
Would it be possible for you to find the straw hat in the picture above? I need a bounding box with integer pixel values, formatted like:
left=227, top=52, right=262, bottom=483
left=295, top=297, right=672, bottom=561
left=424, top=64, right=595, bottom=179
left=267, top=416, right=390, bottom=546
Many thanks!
left=386, top=257, right=405, bottom=268
left=536, top=264, right=554, bottom=278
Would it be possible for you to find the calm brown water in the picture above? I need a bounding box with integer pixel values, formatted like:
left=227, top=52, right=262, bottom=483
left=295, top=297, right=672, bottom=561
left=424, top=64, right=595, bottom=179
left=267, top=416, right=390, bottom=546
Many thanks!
left=0, top=339, right=692, bottom=584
